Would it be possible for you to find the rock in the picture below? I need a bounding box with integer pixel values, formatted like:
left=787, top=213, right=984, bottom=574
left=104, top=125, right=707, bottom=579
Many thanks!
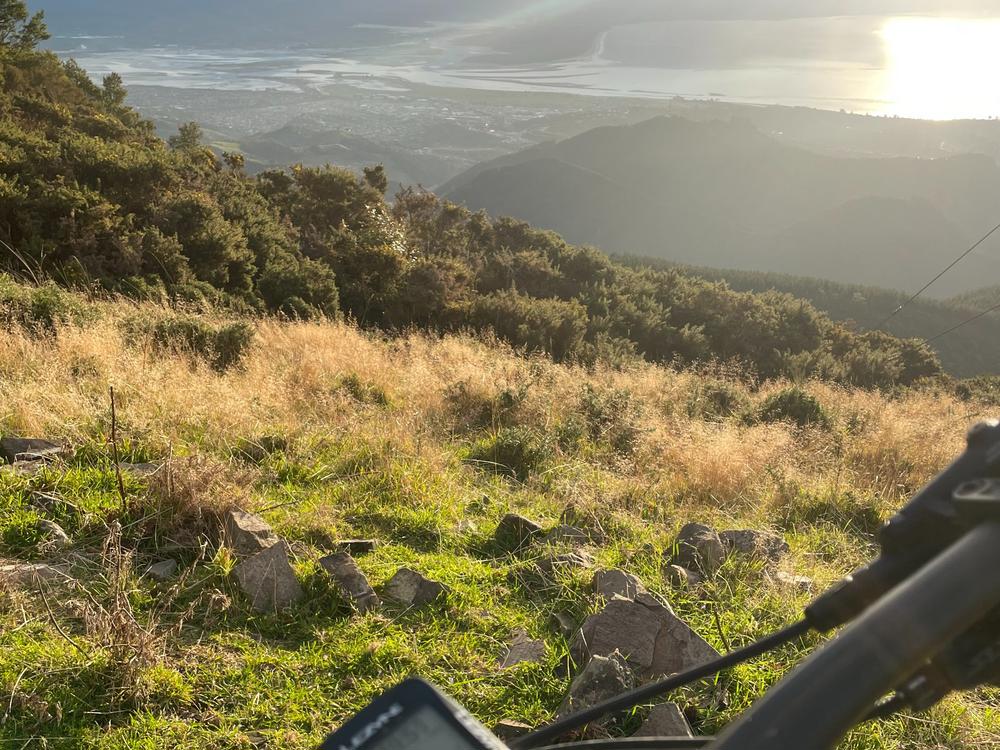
left=672, top=523, right=726, bottom=574
left=36, top=520, right=71, bottom=550
left=0, top=562, right=62, bottom=586
left=500, top=629, right=546, bottom=668
left=493, top=720, right=532, bottom=743
left=570, top=596, right=722, bottom=681
left=120, top=462, right=163, bottom=477
left=1, top=459, right=46, bottom=477
left=537, top=549, right=594, bottom=576
left=664, top=564, right=702, bottom=588
left=557, top=651, right=635, bottom=719
left=494, top=514, right=543, bottom=551
left=592, top=569, right=647, bottom=601
left=634, top=703, right=694, bottom=738
left=0, top=437, right=70, bottom=463
left=456, top=519, right=477, bottom=534
left=320, top=553, right=380, bottom=613
left=551, top=610, right=578, bottom=637
left=544, top=525, right=591, bottom=545
left=383, top=567, right=446, bottom=607
left=720, top=530, right=790, bottom=566
left=223, top=509, right=280, bottom=557
left=334, top=539, right=377, bottom=556
left=774, top=571, right=816, bottom=594
left=232, top=542, right=303, bottom=613
left=145, top=559, right=179, bottom=581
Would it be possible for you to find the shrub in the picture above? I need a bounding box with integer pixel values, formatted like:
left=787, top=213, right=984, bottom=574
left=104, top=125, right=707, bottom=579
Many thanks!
left=578, top=385, right=643, bottom=455
left=124, top=313, right=256, bottom=371
left=465, top=427, right=551, bottom=481
left=0, top=275, right=92, bottom=331
left=338, top=373, right=391, bottom=407
left=757, top=386, right=829, bottom=428
left=686, top=379, right=750, bottom=421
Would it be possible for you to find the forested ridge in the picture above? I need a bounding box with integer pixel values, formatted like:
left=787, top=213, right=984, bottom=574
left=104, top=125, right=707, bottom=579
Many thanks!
left=0, top=5, right=942, bottom=388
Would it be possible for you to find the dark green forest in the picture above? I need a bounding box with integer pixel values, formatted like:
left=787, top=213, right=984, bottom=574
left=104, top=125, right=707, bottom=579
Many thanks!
left=0, top=5, right=943, bottom=389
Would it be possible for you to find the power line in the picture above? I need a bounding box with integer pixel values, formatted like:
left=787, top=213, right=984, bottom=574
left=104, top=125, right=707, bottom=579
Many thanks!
left=874, top=219, right=1000, bottom=329
left=927, top=299, right=1000, bottom=343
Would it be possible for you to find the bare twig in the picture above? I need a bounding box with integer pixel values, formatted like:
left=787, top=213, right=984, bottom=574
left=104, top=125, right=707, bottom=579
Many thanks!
left=36, top=583, right=89, bottom=658
left=4, top=667, right=27, bottom=723
left=109, top=386, right=127, bottom=511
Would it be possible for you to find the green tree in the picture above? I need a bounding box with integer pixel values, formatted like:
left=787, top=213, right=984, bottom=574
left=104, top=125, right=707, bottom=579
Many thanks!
left=101, top=73, right=127, bottom=108
left=0, top=1, right=48, bottom=50
left=363, top=164, right=389, bottom=194
left=169, top=121, right=204, bottom=151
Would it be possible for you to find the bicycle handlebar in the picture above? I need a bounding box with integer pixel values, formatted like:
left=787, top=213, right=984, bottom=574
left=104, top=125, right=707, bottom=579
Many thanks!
left=707, top=520, right=1000, bottom=750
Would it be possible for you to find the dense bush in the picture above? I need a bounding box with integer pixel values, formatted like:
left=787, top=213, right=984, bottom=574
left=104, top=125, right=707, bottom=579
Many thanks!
left=0, top=273, right=92, bottom=330
left=757, top=387, right=830, bottom=428
left=124, top=313, right=255, bottom=371
left=465, top=427, right=551, bottom=481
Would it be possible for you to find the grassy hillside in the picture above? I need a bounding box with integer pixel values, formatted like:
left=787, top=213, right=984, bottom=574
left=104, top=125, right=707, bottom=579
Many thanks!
left=615, top=259, right=1000, bottom=379
left=442, top=116, right=1000, bottom=297
left=0, top=288, right=997, bottom=749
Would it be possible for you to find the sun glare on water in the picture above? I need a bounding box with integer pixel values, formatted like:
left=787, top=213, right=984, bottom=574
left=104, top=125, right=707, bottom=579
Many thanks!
left=880, top=17, right=1000, bottom=120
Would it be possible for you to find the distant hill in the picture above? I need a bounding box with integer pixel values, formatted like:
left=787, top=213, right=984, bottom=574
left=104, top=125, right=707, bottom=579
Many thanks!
left=618, top=257, right=1000, bottom=378
left=442, top=116, right=1000, bottom=297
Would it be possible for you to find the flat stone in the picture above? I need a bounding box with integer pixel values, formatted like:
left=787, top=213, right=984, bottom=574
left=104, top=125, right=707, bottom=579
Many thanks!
left=494, top=720, right=532, bottom=743
left=720, top=530, right=790, bottom=567
left=537, top=549, right=594, bottom=576
left=664, top=564, right=702, bottom=588
left=557, top=651, right=634, bottom=719
left=232, top=542, right=303, bottom=613
left=671, top=523, right=726, bottom=574
left=552, top=610, right=578, bottom=637
left=145, top=559, right=179, bottom=581
left=320, top=552, right=380, bottom=613
left=570, top=596, right=721, bottom=680
left=334, top=539, right=377, bottom=556
left=1, top=459, right=46, bottom=477
left=634, top=703, right=694, bottom=738
left=544, top=525, right=591, bottom=545
left=120, top=462, right=163, bottom=477
left=494, top=514, right=543, bottom=552
left=0, top=438, right=71, bottom=463
left=500, top=629, right=546, bottom=668
left=0, top=562, right=63, bottom=586
left=383, top=567, right=446, bottom=607
left=223, top=509, right=280, bottom=558
left=37, top=520, right=71, bottom=550
left=774, top=571, right=816, bottom=594
left=592, top=569, right=647, bottom=601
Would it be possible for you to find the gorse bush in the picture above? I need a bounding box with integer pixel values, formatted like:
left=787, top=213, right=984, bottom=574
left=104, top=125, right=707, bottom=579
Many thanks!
left=0, top=274, right=92, bottom=331
left=578, top=385, right=644, bottom=455
left=123, top=313, right=255, bottom=371
left=686, top=378, right=751, bottom=421
left=757, top=386, right=830, bottom=428
left=465, top=427, right=552, bottom=481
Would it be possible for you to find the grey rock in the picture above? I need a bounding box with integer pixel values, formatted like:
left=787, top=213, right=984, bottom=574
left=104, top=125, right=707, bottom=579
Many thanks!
left=557, top=652, right=635, bottom=719
left=592, top=569, right=647, bottom=601
left=145, top=559, right=179, bottom=581
left=0, top=437, right=70, bottom=463
left=664, top=564, right=702, bottom=588
left=320, top=552, right=380, bottom=613
left=493, top=720, right=532, bottom=742
left=500, top=629, right=546, bottom=668
left=672, top=523, right=726, bottom=574
left=0, top=562, right=63, bottom=586
left=37, top=520, right=71, bottom=550
left=720, top=530, right=790, bottom=566
left=570, top=596, right=722, bottom=680
left=545, top=525, right=591, bottom=545
left=232, top=542, right=303, bottom=613
left=634, top=703, right=694, bottom=738
left=224, top=509, right=280, bottom=557
left=384, top=567, right=446, bottom=607
left=334, top=539, right=378, bottom=556
left=774, top=571, right=816, bottom=594
left=551, top=610, right=578, bottom=637
left=1, top=459, right=46, bottom=477
left=537, top=549, right=594, bottom=576
left=494, top=513, right=543, bottom=551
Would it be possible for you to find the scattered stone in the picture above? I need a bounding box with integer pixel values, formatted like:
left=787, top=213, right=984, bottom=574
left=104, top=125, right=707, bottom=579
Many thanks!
left=501, top=629, right=547, bottom=668
left=320, top=553, right=380, bottom=613
left=560, top=505, right=606, bottom=541
left=544, top=525, right=591, bottom=545
left=494, top=514, right=543, bottom=551
left=557, top=651, right=635, bottom=719
left=671, top=523, right=726, bottom=574
left=456, top=519, right=477, bottom=534
left=664, top=564, right=702, bottom=588
left=145, top=559, right=179, bottom=581
left=223, top=509, right=280, bottom=557
left=537, top=549, right=594, bottom=576
left=1, top=459, right=46, bottom=477
left=720, top=530, right=790, bottom=566
left=551, top=610, right=578, bottom=637
left=493, top=720, right=532, bottom=743
left=0, top=437, right=71, bottom=463
left=120, top=462, right=163, bottom=477
left=634, top=703, right=694, bottom=738
left=592, top=569, right=647, bottom=602
left=334, top=539, right=378, bottom=556
left=36, top=520, right=71, bottom=550
left=570, top=595, right=721, bottom=680
left=774, top=571, right=816, bottom=594
left=232, top=542, right=303, bottom=613
left=0, top=562, right=62, bottom=586
left=383, top=567, right=447, bottom=607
